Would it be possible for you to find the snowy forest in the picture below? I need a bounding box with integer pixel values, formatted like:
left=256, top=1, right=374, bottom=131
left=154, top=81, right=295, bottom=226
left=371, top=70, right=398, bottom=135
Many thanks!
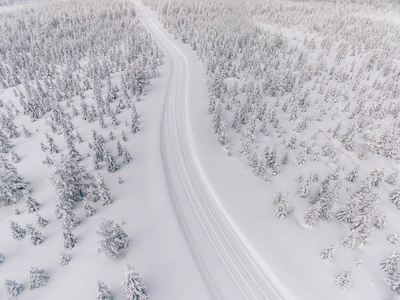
left=1, top=0, right=400, bottom=299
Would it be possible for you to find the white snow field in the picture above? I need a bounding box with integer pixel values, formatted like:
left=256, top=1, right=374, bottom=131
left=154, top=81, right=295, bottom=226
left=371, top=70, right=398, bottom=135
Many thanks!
left=1, top=0, right=400, bottom=299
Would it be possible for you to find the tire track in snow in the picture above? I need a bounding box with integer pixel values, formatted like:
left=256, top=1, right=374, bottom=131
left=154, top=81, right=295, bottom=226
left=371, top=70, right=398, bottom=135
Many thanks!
left=134, top=2, right=285, bottom=299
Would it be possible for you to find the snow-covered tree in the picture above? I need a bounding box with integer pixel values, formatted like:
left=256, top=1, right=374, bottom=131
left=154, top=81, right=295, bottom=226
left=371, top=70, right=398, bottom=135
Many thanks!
left=390, top=189, right=400, bottom=209
left=380, top=252, right=400, bottom=275
left=122, top=265, right=148, bottom=300
left=346, top=165, right=359, bottom=182
left=27, top=224, right=44, bottom=246
left=60, top=252, right=71, bottom=266
left=274, top=192, right=293, bottom=219
left=4, top=279, right=24, bottom=299
left=304, top=201, right=321, bottom=226
left=62, top=228, right=77, bottom=250
left=24, top=190, right=39, bottom=213
left=374, top=213, right=388, bottom=229
left=334, top=270, right=352, bottom=289
left=105, top=148, right=119, bottom=173
left=97, top=219, right=129, bottom=260
left=0, top=252, right=5, bottom=264
left=95, top=173, right=113, bottom=206
left=29, top=267, right=49, bottom=289
left=320, top=244, right=335, bottom=262
left=84, top=201, right=95, bottom=217
left=97, top=280, right=113, bottom=300
left=122, top=147, right=132, bottom=164
left=10, top=221, right=26, bottom=240
left=387, top=271, right=400, bottom=294
left=36, top=214, right=48, bottom=228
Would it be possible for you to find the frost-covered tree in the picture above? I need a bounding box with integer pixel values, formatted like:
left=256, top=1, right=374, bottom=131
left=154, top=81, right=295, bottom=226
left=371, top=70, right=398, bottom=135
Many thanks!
left=304, top=201, right=321, bottom=226
left=346, top=165, right=359, bottom=182
left=341, top=230, right=359, bottom=249
left=380, top=252, right=400, bottom=275
left=27, top=224, right=44, bottom=246
left=36, top=214, right=48, bottom=228
left=97, top=219, right=129, bottom=260
left=320, top=244, right=335, bottom=262
left=122, top=147, right=132, bottom=164
left=4, top=279, right=24, bottom=299
left=390, top=189, right=400, bottom=209
left=84, top=201, right=95, bottom=217
left=105, top=148, right=119, bottom=173
left=97, top=280, right=113, bottom=300
left=334, top=270, right=352, bottom=290
left=24, top=190, right=39, bottom=213
left=298, top=176, right=312, bottom=198
left=0, top=252, right=5, bottom=264
left=10, top=221, right=26, bottom=240
left=274, top=192, right=293, bottom=219
left=62, top=228, right=77, bottom=250
left=122, top=266, right=148, bottom=300
left=387, top=271, right=400, bottom=294
left=60, top=252, right=71, bottom=266
left=0, top=156, right=27, bottom=206
left=95, top=173, right=113, bottom=206
left=29, top=267, right=49, bottom=289
left=374, top=213, right=388, bottom=229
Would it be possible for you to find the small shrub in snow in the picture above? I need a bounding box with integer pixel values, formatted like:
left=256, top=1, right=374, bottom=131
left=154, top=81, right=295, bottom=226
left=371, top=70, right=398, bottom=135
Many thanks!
left=97, top=219, right=129, bottom=260
left=97, top=280, right=113, bottom=300
left=334, top=270, right=352, bottom=290
left=390, top=189, right=400, bottom=209
left=0, top=252, right=5, bottom=264
left=4, top=279, right=24, bottom=299
left=29, top=267, right=49, bottom=289
left=122, top=266, right=148, bottom=300
left=60, top=252, right=71, bottom=266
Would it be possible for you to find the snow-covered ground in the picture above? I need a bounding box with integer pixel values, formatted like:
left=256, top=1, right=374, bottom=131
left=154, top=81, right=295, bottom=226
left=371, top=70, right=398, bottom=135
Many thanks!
left=1, top=0, right=400, bottom=299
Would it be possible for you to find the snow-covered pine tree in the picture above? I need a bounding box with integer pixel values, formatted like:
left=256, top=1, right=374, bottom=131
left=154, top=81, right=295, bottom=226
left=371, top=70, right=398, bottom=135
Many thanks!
left=26, top=224, right=44, bottom=246
left=95, top=173, right=113, bottom=206
left=122, top=147, right=132, bottom=164
left=62, top=228, right=77, bottom=250
left=29, top=267, right=49, bottom=289
left=0, top=252, right=5, bottom=264
left=390, top=189, right=400, bottom=209
left=380, top=252, right=400, bottom=275
left=122, top=266, right=148, bottom=300
left=320, top=244, right=335, bottom=262
left=36, top=214, right=48, bottom=228
left=4, top=279, right=24, bottom=299
left=84, top=201, right=95, bottom=217
left=97, top=280, right=114, bottom=300
left=334, top=270, right=353, bottom=289
left=97, top=219, right=129, bottom=260
left=105, top=148, right=119, bottom=173
left=387, top=271, right=400, bottom=294
left=386, top=171, right=398, bottom=185
left=374, top=213, right=388, bottom=229
left=341, top=230, right=359, bottom=249
left=10, top=221, right=26, bottom=240
left=24, top=190, right=40, bottom=213
left=304, top=201, right=321, bottom=226
left=60, top=252, right=71, bottom=266
left=0, top=155, right=27, bottom=206
left=298, top=175, right=312, bottom=198
left=274, top=192, right=293, bottom=219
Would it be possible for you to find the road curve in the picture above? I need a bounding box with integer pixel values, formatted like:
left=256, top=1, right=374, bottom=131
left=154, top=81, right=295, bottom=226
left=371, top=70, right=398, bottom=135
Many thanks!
left=134, top=2, right=285, bottom=299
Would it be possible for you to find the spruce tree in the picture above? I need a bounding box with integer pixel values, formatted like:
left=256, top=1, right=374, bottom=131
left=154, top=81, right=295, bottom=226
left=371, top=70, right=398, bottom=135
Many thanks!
left=4, top=279, right=24, bottom=299
left=29, top=267, right=49, bottom=289
left=97, top=219, right=129, bottom=260
left=26, top=224, right=44, bottom=246
left=10, top=221, right=26, bottom=240
left=97, top=280, right=113, bottom=300
left=122, top=266, right=148, bottom=300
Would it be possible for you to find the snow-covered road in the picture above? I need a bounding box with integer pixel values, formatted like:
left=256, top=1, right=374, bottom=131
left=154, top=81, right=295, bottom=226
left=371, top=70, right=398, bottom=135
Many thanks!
left=135, top=2, right=284, bottom=299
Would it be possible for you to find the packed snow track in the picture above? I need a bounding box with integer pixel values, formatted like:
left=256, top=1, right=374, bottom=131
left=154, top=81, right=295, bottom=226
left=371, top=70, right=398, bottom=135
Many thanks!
left=134, top=2, right=285, bottom=299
